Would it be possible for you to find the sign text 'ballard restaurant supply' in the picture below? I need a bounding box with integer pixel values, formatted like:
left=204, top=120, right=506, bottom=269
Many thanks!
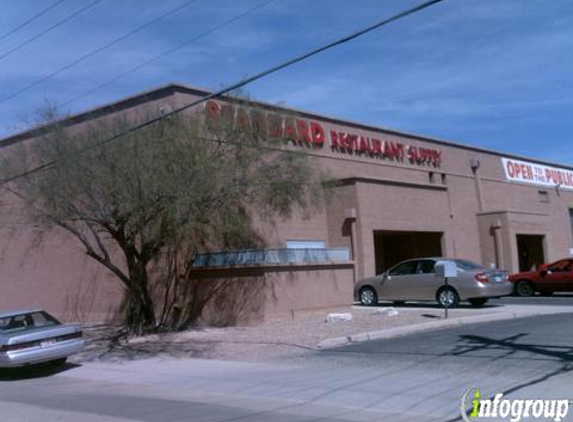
left=502, top=157, right=573, bottom=190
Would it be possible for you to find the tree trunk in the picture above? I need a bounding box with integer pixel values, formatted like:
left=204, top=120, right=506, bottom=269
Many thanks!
left=125, top=264, right=156, bottom=335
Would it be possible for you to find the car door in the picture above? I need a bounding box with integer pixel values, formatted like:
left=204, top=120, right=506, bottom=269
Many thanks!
left=382, top=260, right=419, bottom=300
left=541, top=260, right=571, bottom=292
left=409, top=259, right=442, bottom=300
left=548, top=260, right=573, bottom=292
left=562, top=260, right=573, bottom=292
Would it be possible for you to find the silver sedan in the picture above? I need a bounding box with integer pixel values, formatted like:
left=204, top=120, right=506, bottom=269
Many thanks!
left=354, top=258, right=513, bottom=307
left=0, top=309, right=84, bottom=368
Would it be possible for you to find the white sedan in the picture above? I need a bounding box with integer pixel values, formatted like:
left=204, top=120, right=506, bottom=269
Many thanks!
left=0, top=309, right=84, bottom=368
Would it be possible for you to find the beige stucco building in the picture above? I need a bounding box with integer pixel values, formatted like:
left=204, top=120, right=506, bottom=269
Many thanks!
left=1, top=83, right=572, bottom=323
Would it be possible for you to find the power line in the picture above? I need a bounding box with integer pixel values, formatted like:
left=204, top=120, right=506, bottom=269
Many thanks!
left=59, top=0, right=277, bottom=110
left=0, top=0, right=275, bottom=140
left=0, top=0, right=105, bottom=63
left=0, top=0, right=69, bottom=43
left=0, top=0, right=201, bottom=105
left=0, top=0, right=449, bottom=186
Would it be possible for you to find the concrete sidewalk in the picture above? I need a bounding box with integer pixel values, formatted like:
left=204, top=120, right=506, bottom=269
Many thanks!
left=60, top=356, right=472, bottom=421
left=40, top=357, right=457, bottom=421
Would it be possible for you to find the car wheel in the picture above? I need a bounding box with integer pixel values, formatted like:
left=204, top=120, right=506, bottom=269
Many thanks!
left=437, top=287, right=459, bottom=308
left=359, top=287, right=378, bottom=306
left=515, top=280, right=535, bottom=297
left=468, top=298, right=488, bottom=307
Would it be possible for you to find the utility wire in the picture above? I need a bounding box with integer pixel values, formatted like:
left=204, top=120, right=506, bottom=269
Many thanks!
left=0, top=0, right=69, bottom=43
left=59, top=0, right=277, bottom=110
left=0, top=0, right=202, bottom=105
left=0, top=0, right=277, bottom=138
left=0, top=0, right=105, bottom=63
left=0, top=0, right=449, bottom=186
left=0, top=0, right=274, bottom=140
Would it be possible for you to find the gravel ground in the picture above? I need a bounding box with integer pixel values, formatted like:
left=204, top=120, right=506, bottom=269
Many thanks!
left=73, top=304, right=493, bottom=363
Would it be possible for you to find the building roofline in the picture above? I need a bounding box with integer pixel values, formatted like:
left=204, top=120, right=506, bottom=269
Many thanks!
left=1, top=82, right=571, bottom=172
left=0, top=83, right=204, bottom=147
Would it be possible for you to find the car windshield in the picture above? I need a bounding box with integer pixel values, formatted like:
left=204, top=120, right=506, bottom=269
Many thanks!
left=0, top=311, right=60, bottom=332
left=453, top=259, right=484, bottom=271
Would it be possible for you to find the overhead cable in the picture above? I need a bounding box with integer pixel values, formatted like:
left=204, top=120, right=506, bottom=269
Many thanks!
left=0, top=0, right=449, bottom=186
left=0, top=0, right=201, bottom=104
left=0, top=0, right=68, bottom=43
left=0, top=0, right=105, bottom=63
left=59, top=0, right=277, bottom=109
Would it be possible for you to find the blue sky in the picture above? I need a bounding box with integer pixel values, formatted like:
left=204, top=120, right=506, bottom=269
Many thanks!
left=0, top=0, right=571, bottom=164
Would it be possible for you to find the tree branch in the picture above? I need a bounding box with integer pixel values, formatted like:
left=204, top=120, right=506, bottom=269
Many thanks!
left=55, top=220, right=130, bottom=288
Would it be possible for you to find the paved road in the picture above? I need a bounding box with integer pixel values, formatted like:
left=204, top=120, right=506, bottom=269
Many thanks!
left=496, top=292, right=573, bottom=306
left=319, top=311, right=573, bottom=418
left=2, top=312, right=573, bottom=421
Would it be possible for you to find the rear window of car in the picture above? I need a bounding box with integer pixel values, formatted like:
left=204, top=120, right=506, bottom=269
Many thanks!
left=0, top=311, right=59, bottom=332
left=453, top=259, right=484, bottom=271
left=31, top=311, right=59, bottom=327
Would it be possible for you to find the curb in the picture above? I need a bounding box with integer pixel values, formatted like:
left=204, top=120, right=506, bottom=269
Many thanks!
left=316, top=306, right=573, bottom=349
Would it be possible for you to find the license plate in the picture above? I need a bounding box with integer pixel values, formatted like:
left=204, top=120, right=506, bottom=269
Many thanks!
left=40, top=339, right=56, bottom=348
left=494, top=276, right=502, bottom=283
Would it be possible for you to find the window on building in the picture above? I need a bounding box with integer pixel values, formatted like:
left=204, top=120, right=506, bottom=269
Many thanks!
left=286, top=240, right=325, bottom=249
left=538, top=190, right=549, bottom=203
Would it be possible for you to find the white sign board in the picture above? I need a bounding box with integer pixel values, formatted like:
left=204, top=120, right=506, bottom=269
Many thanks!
left=435, top=260, right=458, bottom=278
left=501, top=157, right=573, bottom=190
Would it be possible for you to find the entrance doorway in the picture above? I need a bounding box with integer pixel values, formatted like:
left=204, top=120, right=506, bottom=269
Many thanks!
left=374, top=231, right=443, bottom=275
left=516, top=234, right=545, bottom=272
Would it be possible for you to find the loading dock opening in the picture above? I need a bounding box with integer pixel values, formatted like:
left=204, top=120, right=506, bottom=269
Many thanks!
left=374, top=231, right=443, bottom=275
left=516, top=234, right=545, bottom=272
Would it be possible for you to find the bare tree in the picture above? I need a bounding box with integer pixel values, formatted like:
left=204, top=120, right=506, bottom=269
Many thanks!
left=0, top=102, right=323, bottom=334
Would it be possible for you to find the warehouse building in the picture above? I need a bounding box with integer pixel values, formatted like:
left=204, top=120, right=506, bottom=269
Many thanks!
left=1, top=83, right=572, bottom=323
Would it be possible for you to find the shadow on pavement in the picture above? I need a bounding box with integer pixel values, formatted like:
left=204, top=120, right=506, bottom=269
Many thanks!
left=320, top=312, right=573, bottom=421
left=445, top=331, right=573, bottom=422
left=0, top=362, right=81, bottom=381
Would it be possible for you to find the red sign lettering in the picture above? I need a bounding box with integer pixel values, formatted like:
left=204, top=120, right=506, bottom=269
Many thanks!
left=204, top=100, right=441, bottom=166
left=310, top=122, right=325, bottom=146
